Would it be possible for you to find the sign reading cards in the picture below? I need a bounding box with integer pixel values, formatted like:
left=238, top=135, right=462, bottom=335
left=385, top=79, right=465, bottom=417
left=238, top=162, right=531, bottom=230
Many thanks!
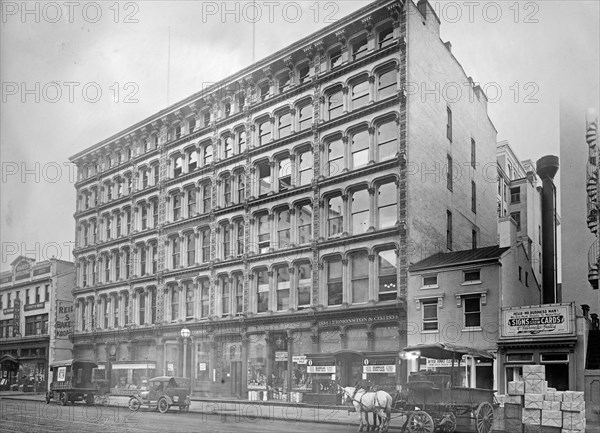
left=501, top=303, right=573, bottom=338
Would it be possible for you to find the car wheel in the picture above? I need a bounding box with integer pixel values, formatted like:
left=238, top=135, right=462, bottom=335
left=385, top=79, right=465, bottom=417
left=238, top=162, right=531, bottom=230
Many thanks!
left=128, top=397, right=141, bottom=412
left=157, top=397, right=169, bottom=414
left=60, top=392, right=69, bottom=406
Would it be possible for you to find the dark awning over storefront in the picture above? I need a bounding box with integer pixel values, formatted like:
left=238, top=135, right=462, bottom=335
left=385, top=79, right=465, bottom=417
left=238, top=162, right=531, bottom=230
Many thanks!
left=403, top=343, right=495, bottom=360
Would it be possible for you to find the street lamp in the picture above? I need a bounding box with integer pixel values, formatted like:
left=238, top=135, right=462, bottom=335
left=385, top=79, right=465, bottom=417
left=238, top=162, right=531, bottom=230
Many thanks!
left=181, top=328, right=191, bottom=378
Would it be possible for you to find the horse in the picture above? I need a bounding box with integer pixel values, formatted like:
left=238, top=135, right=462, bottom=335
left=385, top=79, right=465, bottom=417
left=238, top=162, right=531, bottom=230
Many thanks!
left=339, top=385, right=392, bottom=433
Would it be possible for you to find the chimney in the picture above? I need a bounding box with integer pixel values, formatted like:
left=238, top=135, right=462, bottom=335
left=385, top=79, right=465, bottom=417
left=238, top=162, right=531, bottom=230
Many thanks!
left=499, top=215, right=517, bottom=248
left=536, top=155, right=559, bottom=304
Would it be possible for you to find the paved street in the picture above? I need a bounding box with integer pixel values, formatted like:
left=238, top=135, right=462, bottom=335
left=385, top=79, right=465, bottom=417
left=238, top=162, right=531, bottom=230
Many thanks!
left=0, top=399, right=370, bottom=433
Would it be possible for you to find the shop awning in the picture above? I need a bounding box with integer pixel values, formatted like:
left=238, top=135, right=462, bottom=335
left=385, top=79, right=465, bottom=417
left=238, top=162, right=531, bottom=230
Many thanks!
left=403, top=343, right=495, bottom=360
left=111, top=362, right=156, bottom=370
left=0, top=354, right=18, bottom=364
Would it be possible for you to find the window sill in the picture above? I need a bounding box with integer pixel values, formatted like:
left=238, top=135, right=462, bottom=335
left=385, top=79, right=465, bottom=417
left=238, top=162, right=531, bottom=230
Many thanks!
left=421, top=330, right=439, bottom=334
left=462, top=327, right=482, bottom=332
left=420, top=285, right=439, bottom=290
left=461, top=281, right=482, bottom=286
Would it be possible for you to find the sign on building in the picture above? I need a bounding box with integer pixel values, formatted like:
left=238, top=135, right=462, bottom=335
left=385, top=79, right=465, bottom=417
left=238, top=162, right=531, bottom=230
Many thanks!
left=55, top=300, right=74, bottom=339
left=12, top=298, right=21, bottom=336
left=501, top=303, right=574, bottom=338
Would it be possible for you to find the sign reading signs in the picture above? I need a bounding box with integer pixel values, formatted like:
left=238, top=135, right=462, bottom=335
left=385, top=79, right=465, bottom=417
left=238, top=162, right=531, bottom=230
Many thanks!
left=55, top=300, right=74, bottom=339
left=501, top=303, right=573, bottom=338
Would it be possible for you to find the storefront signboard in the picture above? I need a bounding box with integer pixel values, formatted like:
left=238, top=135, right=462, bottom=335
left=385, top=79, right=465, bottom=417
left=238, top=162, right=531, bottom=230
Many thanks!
left=307, top=365, right=336, bottom=373
left=2, top=308, right=14, bottom=315
left=12, top=299, right=20, bottom=336
left=363, top=365, right=396, bottom=373
left=24, top=302, right=45, bottom=312
left=275, top=351, right=288, bottom=362
left=33, top=266, right=51, bottom=276
left=0, top=276, right=12, bottom=284
left=199, top=363, right=207, bottom=371
left=57, top=367, right=66, bottom=381
left=425, top=358, right=466, bottom=368
left=292, top=355, right=307, bottom=364
left=318, top=315, right=398, bottom=327
left=501, top=303, right=574, bottom=338
left=15, top=260, right=31, bottom=280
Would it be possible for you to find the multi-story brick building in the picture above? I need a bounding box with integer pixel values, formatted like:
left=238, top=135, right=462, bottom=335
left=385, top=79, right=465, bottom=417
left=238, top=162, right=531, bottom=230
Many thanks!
left=0, top=257, right=75, bottom=392
left=69, top=0, right=498, bottom=401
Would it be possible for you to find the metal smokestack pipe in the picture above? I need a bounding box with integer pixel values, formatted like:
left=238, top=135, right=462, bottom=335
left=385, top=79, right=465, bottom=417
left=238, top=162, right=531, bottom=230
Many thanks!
left=536, top=155, right=559, bottom=304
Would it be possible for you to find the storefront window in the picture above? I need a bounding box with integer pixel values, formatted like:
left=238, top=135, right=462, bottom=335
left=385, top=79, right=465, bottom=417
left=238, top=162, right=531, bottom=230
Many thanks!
left=346, top=327, right=368, bottom=351
left=271, top=334, right=288, bottom=398
left=247, top=334, right=267, bottom=390
left=320, top=329, right=341, bottom=353
left=195, top=340, right=211, bottom=383
left=373, top=325, right=399, bottom=352
left=291, top=331, right=311, bottom=392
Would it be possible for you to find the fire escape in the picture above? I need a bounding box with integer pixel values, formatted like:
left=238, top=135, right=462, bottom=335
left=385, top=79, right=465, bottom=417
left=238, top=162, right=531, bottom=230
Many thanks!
left=587, top=117, right=599, bottom=290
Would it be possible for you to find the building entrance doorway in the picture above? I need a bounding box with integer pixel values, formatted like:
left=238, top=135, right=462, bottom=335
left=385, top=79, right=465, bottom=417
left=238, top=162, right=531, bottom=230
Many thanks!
left=336, top=351, right=363, bottom=387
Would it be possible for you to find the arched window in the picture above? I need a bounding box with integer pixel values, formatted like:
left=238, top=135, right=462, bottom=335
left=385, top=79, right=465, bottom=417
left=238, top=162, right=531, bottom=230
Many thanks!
left=326, top=137, right=344, bottom=176
left=297, top=203, right=312, bottom=244
left=221, top=276, right=230, bottom=316
left=139, top=245, right=147, bottom=276
left=378, top=23, right=394, bottom=48
left=327, top=195, right=343, bottom=237
left=222, top=222, right=231, bottom=258
left=298, top=63, right=311, bottom=85
left=351, top=77, right=369, bottom=110
left=141, top=169, right=149, bottom=189
left=378, top=182, right=397, bottom=229
left=138, top=290, right=146, bottom=325
left=170, top=286, right=179, bottom=321
left=378, top=249, right=397, bottom=301
left=258, top=118, right=271, bottom=145
left=326, top=257, right=343, bottom=306
left=350, top=252, right=368, bottom=304
left=233, top=274, right=243, bottom=315
left=172, top=193, right=181, bottom=220
left=185, top=282, right=194, bottom=319
left=351, top=129, right=369, bottom=169
left=203, top=143, right=213, bottom=164
left=278, top=157, right=291, bottom=191
left=187, top=188, right=196, bottom=216
left=237, top=130, right=246, bottom=153
left=256, top=269, right=269, bottom=313
left=297, top=262, right=311, bottom=309
left=186, top=232, right=196, bottom=265
left=278, top=112, right=292, bottom=138
left=235, top=220, right=244, bottom=255
left=200, top=229, right=210, bottom=263
left=377, top=120, right=398, bottom=161
left=327, top=88, right=343, bottom=120
left=298, top=103, right=313, bottom=131
left=298, top=149, right=313, bottom=186
left=201, top=182, right=211, bottom=213
left=329, top=47, right=342, bottom=69
left=257, top=214, right=270, bottom=253
left=276, top=266, right=290, bottom=311
left=236, top=171, right=246, bottom=203
left=200, top=279, right=210, bottom=318
left=377, top=68, right=397, bottom=99
left=257, top=161, right=271, bottom=196
left=151, top=242, right=158, bottom=273
left=351, top=189, right=369, bottom=234
left=188, top=149, right=198, bottom=171
left=277, top=209, right=290, bottom=248
left=172, top=237, right=180, bottom=268
left=352, top=34, right=368, bottom=60
left=223, top=136, right=233, bottom=159
left=222, top=175, right=232, bottom=207
left=174, top=156, right=183, bottom=177
left=278, top=74, right=290, bottom=94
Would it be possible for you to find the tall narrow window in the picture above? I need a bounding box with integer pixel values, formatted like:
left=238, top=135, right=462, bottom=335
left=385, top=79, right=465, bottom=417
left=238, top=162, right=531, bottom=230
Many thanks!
left=188, top=189, right=196, bottom=216
left=297, top=263, right=311, bottom=309
left=447, top=155, right=453, bottom=191
left=278, top=112, right=292, bottom=138
left=258, top=119, right=271, bottom=145
left=259, top=82, right=270, bottom=101
left=378, top=69, right=397, bottom=99
left=330, top=47, right=342, bottom=69
left=277, top=209, right=290, bottom=248
left=185, top=283, right=194, bottom=318
left=351, top=79, right=369, bottom=110
left=351, top=130, right=369, bottom=169
left=464, top=296, right=481, bottom=327
left=222, top=223, right=231, bottom=258
left=142, top=170, right=149, bottom=188
left=188, top=150, right=198, bottom=171
left=278, top=75, right=290, bottom=94
left=141, top=205, right=148, bottom=230
left=106, top=216, right=112, bottom=239
left=328, top=195, right=343, bottom=237
left=378, top=183, right=396, bottom=229
left=150, top=289, right=156, bottom=324
left=224, top=136, right=233, bottom=159
left=378, top=250, right=397, bottom=301
left=223, top=176, right=232, bottom=207
left=125, top=209, right=131, bottom=234
left=171, top=287, right=179, bottom=321
left=327, top=137, right=344, bottom=176
left=327, top=258, right=343, bottom=306
left=105, top=256, right=111, bottom=282
left=151, top=243, right=157, bottom=273
left=203, top=144, right=213, bottom=165
left=221, top=277, right=230, bottom=316
left=257, top=214, right=270, bottom=253
left=377, top=121, right=397, bottom=161
left=237, top=130, right=246, bottom=153
left=173, top=194, right=181, bottom=220
left=200, top=280, right=210, bottom=318
left=139, top=291, right=146, bottom=325
left=351, top=189, right=369, bottom=234
left=258, top=162, right=271, bottom=196
left=201, top=230, right=210, bottom=263
left=234, top=274, right=243, bottom=315
left=510, top=187, right=521, bottom=204
left=152, top=201, right=158, bottom=228
left=203, top=111, right=210, bottom=127
left=327, top=89, right=343, bottom=120
left=446, top=211, right=453, bottom=251
left=188, top=117, right=196, bottom=134
left=378, top=25, right=394, bottom=49
left=256, top=269, right=269, bottom=313
left=238, top=94, right=245, bottom=112
left=172, top=237, right=180, bottom=268
left=202, top=183, right=211, bottom=213
left=471, top=138, right=476, bottom=168
left=276, top=267, right=290, bottom=311
left=298, top=150, right=313, bottom=186
left=423, top=300, right=438, bottom=331
left=446, top=106, right=452, bottom=142
left=298, top=64, right=310, bottom=85
left=186, top=232, right=195, bottom=265
left=350, top=252, right=368, bottom=304
left=352, top=35, right=368, bottom=60
left=140, top=246, right=147, bottom=275
left=511, top=212, right=521, bottom=231
left=124, top=249, right=130, bottom=278
left=224, top=102, right=231, bottom=117
left=471, top=181, right=477, bottom=213
left=298, top=104, right=312, bottom=131
left=236, top=172, right=245, bottom=203
left=174, top=156, right=183, bottom=177
left=153, top=165, right=159, bottom=185
left=278, top=158, right=291, bottom=191
left=297, top=204, right=312, bottom=244
left=236, top=220, right=244, bottom=255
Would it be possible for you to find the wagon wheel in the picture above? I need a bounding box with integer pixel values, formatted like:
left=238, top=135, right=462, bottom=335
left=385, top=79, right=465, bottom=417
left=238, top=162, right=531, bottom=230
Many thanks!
left=475, top=402, right=494, bottom=433
left=157, top=397, right=170, bottom=414
left=438, top=413, right=456, bottom=433
left=60, top=392, right=69, bottom=406
left=128, top=397, right=141, bottom=412
left=407, top=411, right=435, bottom=433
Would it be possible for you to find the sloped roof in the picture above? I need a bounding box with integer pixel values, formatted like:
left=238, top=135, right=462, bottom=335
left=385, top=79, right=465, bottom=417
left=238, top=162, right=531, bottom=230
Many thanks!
left=409, top=245, right=509, bottom=272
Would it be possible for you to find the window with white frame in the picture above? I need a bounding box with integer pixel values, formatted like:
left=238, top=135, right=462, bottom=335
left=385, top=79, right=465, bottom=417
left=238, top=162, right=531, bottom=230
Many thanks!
left=257, top=214, right=270, bottom=253
left=201, top=183, right=211, bottom=213
left=377, top=68, right=397, bottom=99
left=351, top=189, right=369, bottom=234
left=257, top=161, right=271, bottom=196
left=327, top=88, right=343, bottom=120
left=186, top=232, right=195, bottom=265
left=377, top=120, right=397, bottom=161
left=378, top=182, right=396, bottom=229
left=104, top=256, right=111, bottom=282
left=256, top=269, right=269, bottom=313
left=297, top=262, right=311, bottom=309
left=422, top=300, right=438, bottom=331
left=327, top=137, right=344, bottom=176
left=188, top=149, right=198, bottom=171
left=200, top=279, right=210, bottom=318
left=184, top=282, right=194, bottom=319
left=297, top=203, right=312, bottom=244
left=152, top=201, right=158, bottom=227
left=200, top=229, right=210, bottom=263
left=258, top=118, right=271, bottom=145
left=151, top=243, right=157, bottom=273
left=236, top=171, right=245, bottom=203
left=464, top=295, right=481, bottom=328
left=203, top=143, right=213, bottom=165
left=277, top=209, right=290, bottom=248
left=235, top=220, right=244, bottom=255
left=422, top=274, right=438, bottom=287
left=222, top=175, right=232, bottom=207
left=327, top=195, right=343, bottom=237
left=378, top=250, right=397, bottom=301
left=351, top=78, right=369, bottom=110
left=153, top=164, right=159, bottom=185
left=327, top=257, right=343, bottom=306
left=142, top=169, right=149, bottom=188
left=115, top=213, right=121, bottom=237
left=276, top=267, right=290, bottom=311
left=223, top=136, right=233, bottom=159
left=352, top=34, right=368, bottom=60
left=221, top=276, right=230, bottom=316
left=351, top=129, right=369, bottom=169
left=171, top=286, right=179, bottom=321
left=187, top=188, right=196, bottom=216
left=174, top=156, right=183, bottom=177
left=278, top=157, right=291, bottom=191
left=140, top=245, right=147, bottom=275
left=329, top=47, right=342, bottom=69
left=233, top=273, right=243, bottom=315
left=172, top=237, right=180, bottom=268
left=463, top=269, right=481, bottom=283
left=237, top=130, right=246, bottom=153
left=350, top=252, right=368, bottom=304
left=278, top=112, right=292, bottom=139
left=222, top=223, right=231, bottom=258
left=188, top=117, right=196, bottom=134
left=172, top=193, right=182, bottom=220
left=298, top=149, right=313, bottom=186
left=298, top=103, right=312, bottom=131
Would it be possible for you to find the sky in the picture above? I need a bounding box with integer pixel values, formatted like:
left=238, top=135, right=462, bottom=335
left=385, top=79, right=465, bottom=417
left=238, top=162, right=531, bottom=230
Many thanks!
left=1, top=0, right=599, bottom=282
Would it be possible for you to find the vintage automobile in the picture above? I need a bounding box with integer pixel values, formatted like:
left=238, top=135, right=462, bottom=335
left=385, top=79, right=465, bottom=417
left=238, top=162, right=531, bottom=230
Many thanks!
left=46, top=359, right=99, bottom=406
left=128, top=376, right=191, bottom=413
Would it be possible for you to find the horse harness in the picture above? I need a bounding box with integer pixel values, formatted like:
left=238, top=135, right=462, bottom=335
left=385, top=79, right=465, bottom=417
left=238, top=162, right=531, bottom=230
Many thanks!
left=350, top=387, right=382, bottom=413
